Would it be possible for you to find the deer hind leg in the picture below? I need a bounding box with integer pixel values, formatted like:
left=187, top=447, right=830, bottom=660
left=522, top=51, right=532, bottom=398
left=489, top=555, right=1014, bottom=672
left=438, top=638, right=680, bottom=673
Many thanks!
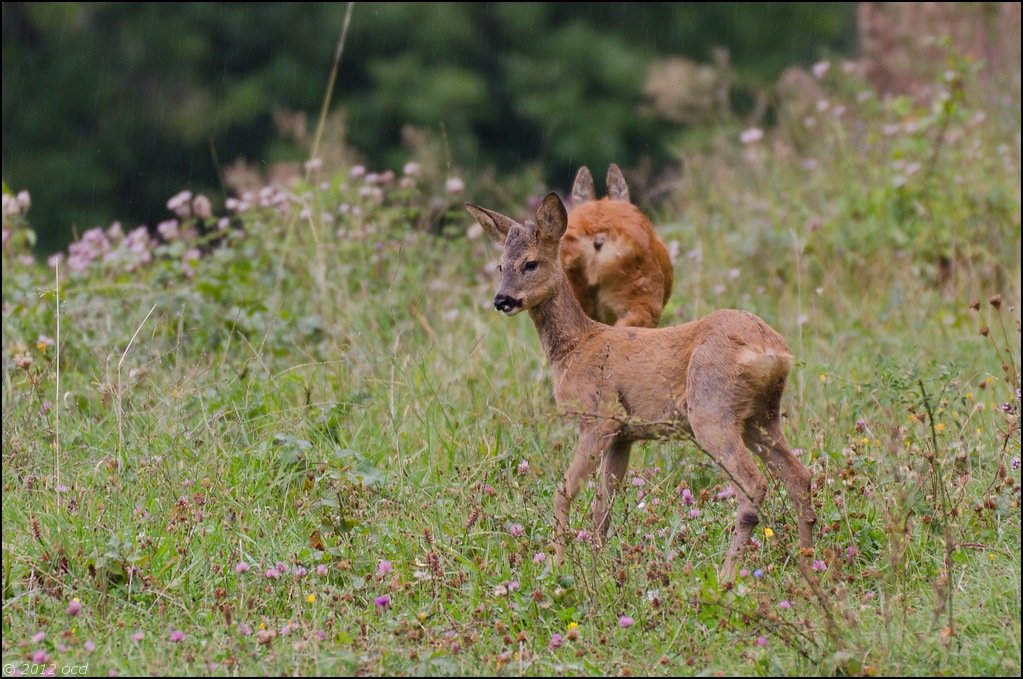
left=604, top=284, right=663, bottom=328
left=690, top=417, right=768, bottom=582
left=612, top=305, right=661, bottom=329
left=554, top=427, right=612, bottom=563
left=744, top=418, right=817, bottom=558
left=591, top=439, right=634, bottom=546
left=687, top=346, right=770, bottom=581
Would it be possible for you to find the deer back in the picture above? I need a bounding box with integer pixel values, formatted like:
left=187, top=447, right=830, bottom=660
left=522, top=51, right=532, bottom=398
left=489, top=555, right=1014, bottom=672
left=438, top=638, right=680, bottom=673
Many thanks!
left=559, top=165, right=674, bottom=328
left=548, top=308, right=791, bottom=440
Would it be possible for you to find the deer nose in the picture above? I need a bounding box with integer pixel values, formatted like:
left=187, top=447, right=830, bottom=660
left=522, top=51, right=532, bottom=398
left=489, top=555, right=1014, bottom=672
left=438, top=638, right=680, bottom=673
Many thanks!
left=494, top=294, right=522, bottom=313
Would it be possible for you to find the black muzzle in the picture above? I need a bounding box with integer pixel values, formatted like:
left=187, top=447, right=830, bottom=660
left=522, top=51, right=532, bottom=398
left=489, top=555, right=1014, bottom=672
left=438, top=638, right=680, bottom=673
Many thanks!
left=494, top=294, right=522, bottom=313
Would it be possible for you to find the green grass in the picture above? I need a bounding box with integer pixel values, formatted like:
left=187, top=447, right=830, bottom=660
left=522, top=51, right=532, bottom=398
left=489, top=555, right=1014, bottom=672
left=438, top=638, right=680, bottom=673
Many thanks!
left=2, top=59, right=1020, bottom=676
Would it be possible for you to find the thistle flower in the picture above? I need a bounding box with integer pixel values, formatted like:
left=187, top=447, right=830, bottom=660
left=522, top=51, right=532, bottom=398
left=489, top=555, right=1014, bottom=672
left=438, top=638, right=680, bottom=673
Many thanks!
left=167, top=190, right=193, bottom=218
left=192, top=194, right=213, bottom=220
left=740, top=128, right=764, bottom=144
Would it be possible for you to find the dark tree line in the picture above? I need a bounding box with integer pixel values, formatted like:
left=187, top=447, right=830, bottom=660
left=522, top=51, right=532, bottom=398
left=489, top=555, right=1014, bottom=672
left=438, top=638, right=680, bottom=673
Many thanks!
left=2, top=2, right=856, bottom=253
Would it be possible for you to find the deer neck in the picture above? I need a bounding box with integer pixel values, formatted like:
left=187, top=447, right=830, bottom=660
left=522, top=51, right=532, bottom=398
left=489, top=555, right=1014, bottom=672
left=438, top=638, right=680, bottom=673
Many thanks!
left=528, top=273, right=600, bottom=365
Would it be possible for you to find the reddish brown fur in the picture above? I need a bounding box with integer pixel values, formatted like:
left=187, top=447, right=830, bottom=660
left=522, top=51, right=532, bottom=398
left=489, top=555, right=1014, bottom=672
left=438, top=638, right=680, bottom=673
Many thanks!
left=559, top=165, right=673, bottom=328
left=466, top=193, right=816, bottom=581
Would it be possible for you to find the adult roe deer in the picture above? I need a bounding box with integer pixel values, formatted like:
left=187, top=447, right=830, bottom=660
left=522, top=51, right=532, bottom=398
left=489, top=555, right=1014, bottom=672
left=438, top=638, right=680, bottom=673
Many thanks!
left=466, top=193, right=816, bottom=580
left=560, top=164, right=673, bottom=328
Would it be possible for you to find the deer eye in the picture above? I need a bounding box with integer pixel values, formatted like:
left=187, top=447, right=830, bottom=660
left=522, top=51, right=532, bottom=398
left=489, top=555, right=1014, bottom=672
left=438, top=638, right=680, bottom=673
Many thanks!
left=523, top=260, right=539, bottom=273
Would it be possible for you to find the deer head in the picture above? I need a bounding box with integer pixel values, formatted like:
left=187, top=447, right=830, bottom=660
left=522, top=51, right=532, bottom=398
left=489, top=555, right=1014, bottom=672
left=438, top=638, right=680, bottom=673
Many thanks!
left=466, top=193, right=569, bottom=316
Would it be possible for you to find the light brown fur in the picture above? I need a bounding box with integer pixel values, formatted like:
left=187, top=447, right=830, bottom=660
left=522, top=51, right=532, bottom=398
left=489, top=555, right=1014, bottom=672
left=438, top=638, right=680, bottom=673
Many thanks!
left=559, top=165, right=673, bottom=328
left=466, top=193, right=816, bottom=581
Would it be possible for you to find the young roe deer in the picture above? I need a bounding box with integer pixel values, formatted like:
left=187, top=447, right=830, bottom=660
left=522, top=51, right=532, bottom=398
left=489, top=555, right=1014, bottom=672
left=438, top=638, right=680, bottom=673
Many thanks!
left=465, top=193, right=816, bottom=580
left=559, top=164, right=673, bottom=328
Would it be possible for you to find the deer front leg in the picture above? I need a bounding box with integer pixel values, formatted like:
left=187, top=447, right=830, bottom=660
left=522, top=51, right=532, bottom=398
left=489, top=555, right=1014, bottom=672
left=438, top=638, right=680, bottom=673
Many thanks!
left=592, top=439, right=634, bottom=545
left=554, top=427, right=612, bottom=563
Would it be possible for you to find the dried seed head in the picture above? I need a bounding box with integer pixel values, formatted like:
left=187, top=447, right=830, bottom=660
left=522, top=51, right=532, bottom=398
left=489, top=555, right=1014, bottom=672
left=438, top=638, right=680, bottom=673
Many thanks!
left=14, top=352, right=33, bottom=370
left=427, top=550, right=443, bottom=579
left=988, top=294, right=1003, bottom=309
left=465, top=506, right=481, bottom=531
left=979, top=326, right=990, bottom=337
left=30, top=515, right=43, bottom=541
left=423, top=528, right=433, bottom=546
left=997, top=462, right=1007, bottom=480
left=969, top=299, right=980, bottom=310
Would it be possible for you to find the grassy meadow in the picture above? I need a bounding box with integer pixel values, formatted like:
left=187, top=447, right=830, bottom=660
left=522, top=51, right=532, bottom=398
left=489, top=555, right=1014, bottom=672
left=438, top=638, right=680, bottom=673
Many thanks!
left=2, top=59, right=1020, bottom=676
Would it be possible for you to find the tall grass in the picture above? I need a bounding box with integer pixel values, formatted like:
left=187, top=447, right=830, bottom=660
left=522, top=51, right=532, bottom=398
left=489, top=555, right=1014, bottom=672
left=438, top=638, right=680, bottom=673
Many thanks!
left=2, top=52, right=1020, bottom=676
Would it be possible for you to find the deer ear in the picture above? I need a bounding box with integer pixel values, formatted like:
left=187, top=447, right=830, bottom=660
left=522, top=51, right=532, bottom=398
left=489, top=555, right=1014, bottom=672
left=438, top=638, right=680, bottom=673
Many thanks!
left=606, top=163, right=630, bottom=202
left=466, top=203, right=516, bottom=245
left=534, top=192, right=568, bottom=242
left=571, top=166, right=595, bottom=207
